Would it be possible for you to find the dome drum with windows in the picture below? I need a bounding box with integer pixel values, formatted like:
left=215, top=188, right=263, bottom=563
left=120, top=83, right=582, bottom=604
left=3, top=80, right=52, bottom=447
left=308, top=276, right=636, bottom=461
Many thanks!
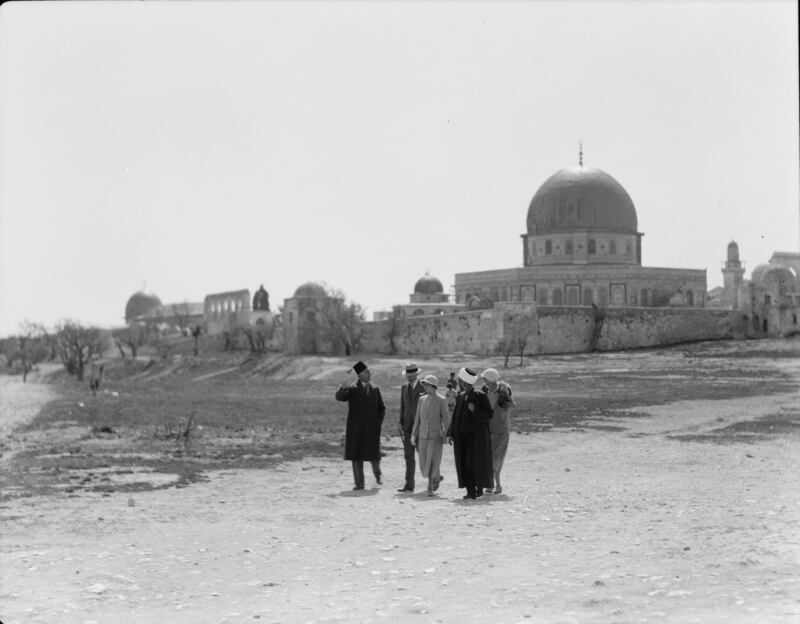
left=523, top=164, right=643, bottom=267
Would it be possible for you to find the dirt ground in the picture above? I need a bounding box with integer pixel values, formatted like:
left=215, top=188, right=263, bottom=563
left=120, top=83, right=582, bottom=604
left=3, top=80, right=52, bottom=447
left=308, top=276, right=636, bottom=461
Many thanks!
left=1, top=344, right=799, bottom=623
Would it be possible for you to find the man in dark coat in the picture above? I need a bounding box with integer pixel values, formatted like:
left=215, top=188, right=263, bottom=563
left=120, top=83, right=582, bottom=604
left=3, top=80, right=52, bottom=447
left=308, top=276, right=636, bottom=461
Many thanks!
left=398, top=362, right=426, bottom=492
left=446, top=367, right=494, bottom=500
left=335, top=361, right=385, bottom=490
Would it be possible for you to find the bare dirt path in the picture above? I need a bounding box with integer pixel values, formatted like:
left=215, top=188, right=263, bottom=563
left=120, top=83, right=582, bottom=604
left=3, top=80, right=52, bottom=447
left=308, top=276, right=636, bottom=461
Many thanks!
left=1, top=364, right=799, bottom=624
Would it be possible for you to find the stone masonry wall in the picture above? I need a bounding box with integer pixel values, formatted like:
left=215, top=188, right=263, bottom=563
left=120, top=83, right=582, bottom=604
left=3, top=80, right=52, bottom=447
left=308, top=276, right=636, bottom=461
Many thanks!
left=356, top=304, right=750, bottom=356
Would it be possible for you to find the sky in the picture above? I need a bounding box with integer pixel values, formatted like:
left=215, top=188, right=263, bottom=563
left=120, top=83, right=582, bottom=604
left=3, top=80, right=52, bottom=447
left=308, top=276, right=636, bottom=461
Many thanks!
left=0, top=0, right=798, bottom=336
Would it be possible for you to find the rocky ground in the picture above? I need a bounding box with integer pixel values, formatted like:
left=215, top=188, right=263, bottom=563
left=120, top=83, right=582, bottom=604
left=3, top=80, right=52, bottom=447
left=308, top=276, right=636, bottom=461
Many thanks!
left=1, top=346, right=799, bottom=623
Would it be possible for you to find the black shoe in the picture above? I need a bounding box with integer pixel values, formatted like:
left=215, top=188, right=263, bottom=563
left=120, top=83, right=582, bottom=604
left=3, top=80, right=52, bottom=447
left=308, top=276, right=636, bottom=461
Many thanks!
left=476, top=489, right=484, bottom=498
left=397, top=485, right=414, bottom=492
left=353, top=485, right=364, bottom=491
left=462, top=493, right=476, bottom=500
left=375, top=475, right=382, bottom=485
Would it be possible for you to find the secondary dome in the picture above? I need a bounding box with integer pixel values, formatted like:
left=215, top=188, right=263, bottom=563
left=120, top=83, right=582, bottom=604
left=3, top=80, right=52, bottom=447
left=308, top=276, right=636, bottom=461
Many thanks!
left=293, top=282, right=327, bottom=298
left=125, top=290, right=161, bottom=322
left=527, top=165, right=638, bottom=235
left=414, top=273, right=443, bottom=295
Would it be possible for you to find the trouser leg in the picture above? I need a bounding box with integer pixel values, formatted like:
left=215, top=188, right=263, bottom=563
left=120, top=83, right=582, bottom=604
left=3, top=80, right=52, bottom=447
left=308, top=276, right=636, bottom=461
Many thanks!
left=402, top=434, right=415, bottom=489
left=371, top=460, right=381, bottom=482
left=351, top=461, right=365, bottom=488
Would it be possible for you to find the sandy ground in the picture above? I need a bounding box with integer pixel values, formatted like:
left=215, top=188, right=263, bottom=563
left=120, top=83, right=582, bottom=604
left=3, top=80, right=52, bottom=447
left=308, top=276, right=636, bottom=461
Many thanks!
left=1, top=363, right=800, bottom=624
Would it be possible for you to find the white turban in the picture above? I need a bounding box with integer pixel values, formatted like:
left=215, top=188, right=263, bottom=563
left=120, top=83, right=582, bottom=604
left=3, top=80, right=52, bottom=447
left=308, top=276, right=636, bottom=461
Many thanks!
left=457, top=367, right=478, bottom=385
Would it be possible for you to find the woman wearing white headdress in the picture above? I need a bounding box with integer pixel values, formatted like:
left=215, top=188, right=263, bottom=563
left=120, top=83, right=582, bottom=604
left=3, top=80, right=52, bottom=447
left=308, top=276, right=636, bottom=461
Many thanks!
left=481, top=368, right=514, bottom=495
left=411, top=374, right=449, bottom=496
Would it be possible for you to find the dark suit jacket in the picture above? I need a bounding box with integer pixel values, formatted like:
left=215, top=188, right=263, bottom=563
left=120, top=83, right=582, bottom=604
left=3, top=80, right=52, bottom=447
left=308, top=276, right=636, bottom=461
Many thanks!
left=399, top=380, right=426, bottom=434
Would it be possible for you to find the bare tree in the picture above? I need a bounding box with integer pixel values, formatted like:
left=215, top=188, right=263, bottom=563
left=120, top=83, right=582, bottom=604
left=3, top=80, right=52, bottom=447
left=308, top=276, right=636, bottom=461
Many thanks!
left=317, top=287, right=365, bottom=355
left=171, top=302, right=192, bottom=335
left=497, top=309, right=537, bottom=368
left=55, top=320, right=110, bottom=381
left=4, top=321, right=50, bottom=382
left=242, top=319, right=272, bottom=355
left=113, top=323, right=150, bottom=359
left=383, top=305, right=403, bottom=355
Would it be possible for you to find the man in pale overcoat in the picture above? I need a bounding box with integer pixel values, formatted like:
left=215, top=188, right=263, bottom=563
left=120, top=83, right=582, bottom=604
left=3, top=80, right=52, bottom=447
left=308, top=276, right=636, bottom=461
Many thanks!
left=335, top=361, right=385, bottom=490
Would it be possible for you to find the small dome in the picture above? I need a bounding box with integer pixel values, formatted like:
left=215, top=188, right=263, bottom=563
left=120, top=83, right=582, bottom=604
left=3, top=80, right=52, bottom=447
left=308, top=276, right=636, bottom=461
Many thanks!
left=125, top=290, right=161, bottom=322
left=756, top=265, right=798, bottom=293
left=527, top=165, right=638, bottom=235
left=414, top=273, right=444, bottom=295
left=750, top=263, right=772, bottom=283
left=293, top=282, right=327, bottom=298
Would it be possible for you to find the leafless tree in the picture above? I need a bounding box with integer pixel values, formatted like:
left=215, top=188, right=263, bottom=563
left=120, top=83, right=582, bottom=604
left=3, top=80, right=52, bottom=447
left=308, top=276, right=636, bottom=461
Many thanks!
left=497, top=309, right=537, bottom=368
left=3, top=321, right=50, bottom=382
left=383, top=305, right=403, bottom=355
left=317, top=286, right=365, bottom=355
left=55, top=320, right=110, bottom=381
left=171, top=302, right=192, bottom=335
left=113, top=323, right=150, bottom=359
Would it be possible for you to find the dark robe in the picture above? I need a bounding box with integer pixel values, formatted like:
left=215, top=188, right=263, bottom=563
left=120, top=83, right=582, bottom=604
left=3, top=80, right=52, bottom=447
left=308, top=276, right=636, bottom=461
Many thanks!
left=447, top=388, right=494, bottom=489
left=335, top=382, right=385, bottom=462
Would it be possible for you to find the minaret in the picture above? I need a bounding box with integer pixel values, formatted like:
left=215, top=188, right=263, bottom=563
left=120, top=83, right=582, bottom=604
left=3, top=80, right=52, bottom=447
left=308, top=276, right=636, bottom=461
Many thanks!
left=722, top=240, right=745, bottom=308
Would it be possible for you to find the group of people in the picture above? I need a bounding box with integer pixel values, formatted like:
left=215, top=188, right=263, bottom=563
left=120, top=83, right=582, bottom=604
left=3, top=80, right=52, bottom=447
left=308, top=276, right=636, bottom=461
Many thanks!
left=335, top=360, right=514, bottom=500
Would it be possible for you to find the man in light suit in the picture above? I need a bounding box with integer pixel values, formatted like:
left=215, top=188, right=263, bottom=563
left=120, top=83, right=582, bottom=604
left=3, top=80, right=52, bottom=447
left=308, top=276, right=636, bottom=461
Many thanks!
left=397, top=362, right=425, bottom=492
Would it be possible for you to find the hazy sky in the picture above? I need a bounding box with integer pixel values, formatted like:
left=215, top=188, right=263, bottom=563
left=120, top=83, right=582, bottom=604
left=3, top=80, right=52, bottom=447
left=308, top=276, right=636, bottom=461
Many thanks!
left=1, top=0, right=798, bottom=336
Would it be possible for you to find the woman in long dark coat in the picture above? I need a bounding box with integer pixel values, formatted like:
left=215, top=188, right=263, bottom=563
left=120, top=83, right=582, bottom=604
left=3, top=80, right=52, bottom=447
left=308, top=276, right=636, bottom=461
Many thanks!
left=446, top=367, right=493, bottom=499
left=335, top=361, right=385, bottom=490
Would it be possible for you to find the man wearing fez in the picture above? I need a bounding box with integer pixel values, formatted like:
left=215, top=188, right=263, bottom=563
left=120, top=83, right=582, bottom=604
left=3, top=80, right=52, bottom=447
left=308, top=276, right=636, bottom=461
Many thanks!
left=398, top=362, right=426, bottom=492
left=335, top=361, right=385, bottom=490
left=446, top=367, right=494, bottom=500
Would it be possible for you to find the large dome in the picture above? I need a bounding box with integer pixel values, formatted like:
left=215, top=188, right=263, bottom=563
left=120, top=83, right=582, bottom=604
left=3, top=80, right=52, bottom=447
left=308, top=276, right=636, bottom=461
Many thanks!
left=125, top=290, right=161, bottom=322
left=526, top=165, right=638, bottom=235
left=414, top=273, right=444, bottom=295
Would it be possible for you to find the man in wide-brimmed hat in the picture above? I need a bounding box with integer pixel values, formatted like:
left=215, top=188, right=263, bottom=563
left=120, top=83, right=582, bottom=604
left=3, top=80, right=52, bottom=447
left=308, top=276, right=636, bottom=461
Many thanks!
left=335, top=361, right=385, bottom=491
left=397, top=362, right=425, bottom=492
left=446, top=367, right=494, bottom=500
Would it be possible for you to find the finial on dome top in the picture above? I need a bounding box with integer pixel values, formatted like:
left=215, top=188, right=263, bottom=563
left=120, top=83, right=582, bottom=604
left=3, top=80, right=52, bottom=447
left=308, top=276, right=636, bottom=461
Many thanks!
left=579, top=142, right=583, bottom=167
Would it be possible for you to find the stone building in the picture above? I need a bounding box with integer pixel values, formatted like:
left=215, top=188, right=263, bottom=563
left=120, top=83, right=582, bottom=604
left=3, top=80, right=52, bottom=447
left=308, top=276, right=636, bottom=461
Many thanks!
left=204, top=287, right=273, bottom=337
left=455, top=159, right=707, bottom=308
left=715, top=242, right=800, bottom=337
left=374, top=272, right=465, bottom=320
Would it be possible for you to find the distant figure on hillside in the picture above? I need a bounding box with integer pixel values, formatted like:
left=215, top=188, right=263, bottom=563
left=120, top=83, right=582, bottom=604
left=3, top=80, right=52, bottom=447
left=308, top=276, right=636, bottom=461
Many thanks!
left=445, top=372, right=458, bottom=416
left=481, top=368, right=515, bottom=495
left=398, top=362, right=425, bottom=492
left=447, top=367, right=493, bottom=500
left=89, top=360, right=104, bottom=397
left=411, top=375, right=449, bottom=496
left=335, top=360, right=385, bottom=491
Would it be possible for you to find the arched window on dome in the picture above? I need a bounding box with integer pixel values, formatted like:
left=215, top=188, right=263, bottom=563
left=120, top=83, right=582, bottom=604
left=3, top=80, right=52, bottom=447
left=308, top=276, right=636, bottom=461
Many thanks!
left=565, top=240, right=573, bottom=255
left=588, top=239, right=596, bottom=254
left=545, top=240, right=552, bottom=255
left=609, top=240, right=617, bottom=255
